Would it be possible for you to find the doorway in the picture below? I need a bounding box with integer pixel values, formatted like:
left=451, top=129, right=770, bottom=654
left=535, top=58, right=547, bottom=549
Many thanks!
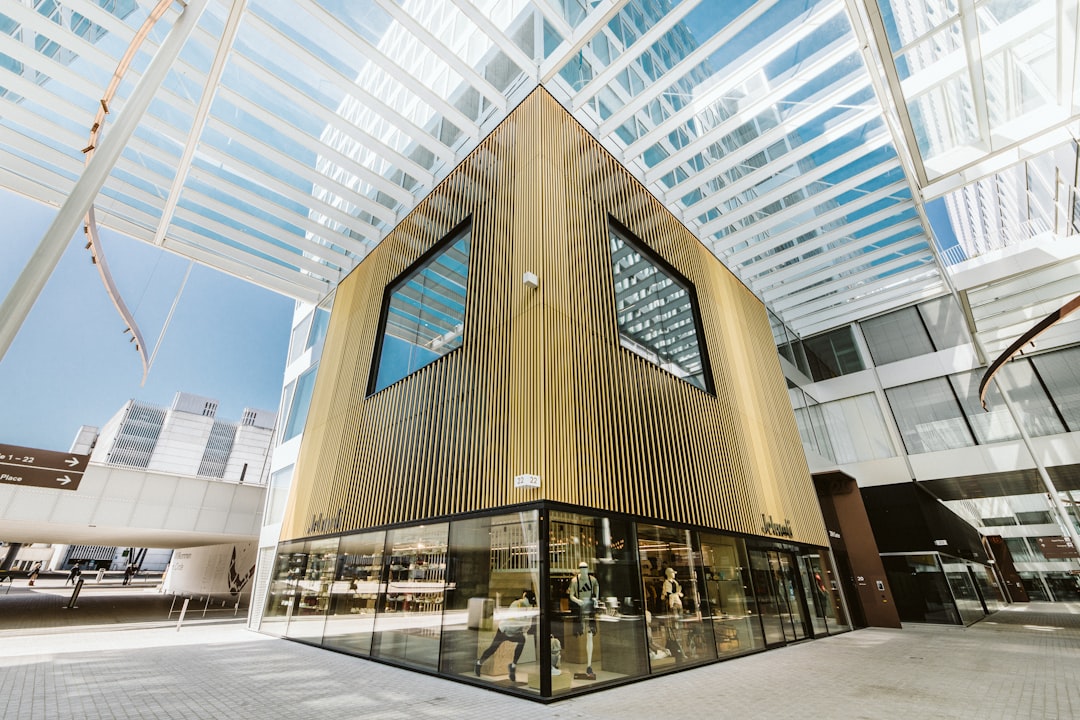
left=748, top=549, right=809, bottom=645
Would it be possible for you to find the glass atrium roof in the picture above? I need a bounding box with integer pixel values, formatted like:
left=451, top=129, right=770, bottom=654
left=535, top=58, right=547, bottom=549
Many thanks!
left=2, top=0, right=1074, bottom=338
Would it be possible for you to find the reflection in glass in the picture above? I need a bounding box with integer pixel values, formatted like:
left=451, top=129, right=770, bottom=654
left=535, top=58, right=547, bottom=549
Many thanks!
left=371, top=524, right=449, bottom=669
left=321, top=531, right=385, bottom=656
left=609, top=224, right=709, bottom=392
left=749, top=549, right=809, bottom=644
left=699, top=533, right=763, bottom=657
left=881, top=553, right=960, bottom=624
left=636, top=523, right=716, bottom=672
left=286, top=538, right=339, bottom=643
left=886, top=378, right=974, bottom=453
left=440, top=512, right=540, bottom=695
left=371, top=226, right=470, bottom=393
left=260, top=541, right=307, bottom=636
left=941, top=560, right=987, bottom=625
left=549, top=511, right=648, bottom=695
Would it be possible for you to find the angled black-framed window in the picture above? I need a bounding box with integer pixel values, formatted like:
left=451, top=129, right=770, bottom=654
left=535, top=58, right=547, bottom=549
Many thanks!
left=369, top=219, right=471, bottom=395
left=608, top=218, right=713, bottom=394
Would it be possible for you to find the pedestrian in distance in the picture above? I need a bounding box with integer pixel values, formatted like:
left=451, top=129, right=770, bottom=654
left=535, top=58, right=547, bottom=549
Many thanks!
left=123, top=564, right=135, bottom=586
left=28, top=561, right=42, bottom=586
left=66, top=562, right=82, bottom=585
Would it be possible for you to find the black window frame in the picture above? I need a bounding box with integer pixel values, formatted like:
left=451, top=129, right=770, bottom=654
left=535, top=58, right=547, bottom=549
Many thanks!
left=367, top=217, right=472, bottom=396
left=607, top=216, right=715, bottom=395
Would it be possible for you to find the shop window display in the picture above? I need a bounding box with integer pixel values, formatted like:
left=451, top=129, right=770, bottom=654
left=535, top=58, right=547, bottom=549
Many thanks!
left=371, top=524, right=449, bottom=669
left=285, top=538, right=339, bottom=643
left=698, top=533, right=764, bottom=656
left=636, top=523, right=716, bottom=672
left=548, top=511, right=649, bottom=694
left=440, top=512, right=541, bottom=695
left=321, top=531, right=386, bottom=656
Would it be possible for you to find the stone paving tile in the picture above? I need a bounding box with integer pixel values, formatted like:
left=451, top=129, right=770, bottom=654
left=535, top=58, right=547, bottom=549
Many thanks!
left=2, top=587, right=1079, bottom=719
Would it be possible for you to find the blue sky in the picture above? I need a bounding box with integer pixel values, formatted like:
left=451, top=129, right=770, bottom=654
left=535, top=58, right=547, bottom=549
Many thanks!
left=0, top=189, right=294, bottom=452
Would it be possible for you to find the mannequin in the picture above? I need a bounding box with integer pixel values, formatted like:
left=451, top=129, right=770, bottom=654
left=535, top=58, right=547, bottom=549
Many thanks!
left=475, top=589, right=535, bottom=682
left=569, top=561, right=599, bottom=679
left=662, top=567, right=683, bottom=614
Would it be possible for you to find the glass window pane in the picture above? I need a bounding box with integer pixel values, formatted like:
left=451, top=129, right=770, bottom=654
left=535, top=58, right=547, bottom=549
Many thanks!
left=637, top=523, right=716, bottom=672
left=306, top=307, right=330, bottom=354
left=264, top=465, right=293, bottom=525
left=1004, top=537, right=1033, bottom=561
left=861, top=306, right=933, bottom=365
left=816, top=394, right=896, bottom=463
left=997, top=360, right=1067, bottom=437
left=880, top=554, right=960, bottom=624
left=885, top=378, right=974, bottom=453
left=803, top=326, right=864, bottom=381
left=948, top=371, right=1021, bottom=444
left=610, top=224, right=709, bottom=392
left=285, top=538, right=339, bottom=643
left=549, top=511, right=647, bottom=695
left=1016, top=511, right=1054, bottom=526
left=941, top=560, right=985, bottom=625
left=371, top=226, right=470, bottom=393
left=441, top=512, right=540, bottom=695
left=1030, top=347, right=1080, bottom=432
left=287, top=310, right=314, bottom=365
left=918, top=295, right=968, bottom=352
left=372, top=524, right=449, bottom=669
left=282, top=364, right=319, bottom=441
left=260, top=540, right=307, bottom=636
left=321, top=530, right=386, bottom=656
left=699, top=533, right=763, bottom=656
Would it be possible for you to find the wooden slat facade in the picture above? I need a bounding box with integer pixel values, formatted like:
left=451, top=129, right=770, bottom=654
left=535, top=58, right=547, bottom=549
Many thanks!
left=280, top=87, right=829, bottom=548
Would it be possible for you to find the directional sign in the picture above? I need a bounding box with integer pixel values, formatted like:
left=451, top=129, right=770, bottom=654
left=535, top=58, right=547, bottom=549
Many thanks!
left=0, top=443, right=90, bottom=491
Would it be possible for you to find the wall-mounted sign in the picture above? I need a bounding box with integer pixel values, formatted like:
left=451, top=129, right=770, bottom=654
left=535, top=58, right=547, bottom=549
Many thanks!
left=760, top=514, right=793, bottom=538
left=1036, top=536, right=1079, bottom=559
left=514, top=474, right=541, bottom=489
left=0, top=443, right=89, bottom=491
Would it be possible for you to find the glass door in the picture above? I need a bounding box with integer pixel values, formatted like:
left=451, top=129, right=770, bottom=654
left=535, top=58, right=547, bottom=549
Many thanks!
left=748, top=549, right=810, bottom=645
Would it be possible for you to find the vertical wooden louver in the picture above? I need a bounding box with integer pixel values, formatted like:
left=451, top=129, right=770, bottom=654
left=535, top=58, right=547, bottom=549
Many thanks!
left=280, top=88, right=828, bottom=548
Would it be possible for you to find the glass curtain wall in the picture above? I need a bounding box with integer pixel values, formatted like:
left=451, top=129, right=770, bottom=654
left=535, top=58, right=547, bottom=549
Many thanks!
left=880, top=553, right=961, bottom=624
left=699, top=533, right=763, bottom=657
left=442, top=511, right=540, bottom=692
left=371, top=524, right=450, bottom=669
left=548, top=511, right=647, bottom=695
left=637, top=523, right=716, bottom=672
left=261, top=509, right=844, bottom=697
left=321, top=531, right=386, bottom=656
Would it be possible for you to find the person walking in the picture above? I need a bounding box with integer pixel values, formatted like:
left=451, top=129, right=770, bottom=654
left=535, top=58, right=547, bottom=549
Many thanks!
left=66, top=562, right=82, bottom=585
left=28, top=561, right=42, bottom=586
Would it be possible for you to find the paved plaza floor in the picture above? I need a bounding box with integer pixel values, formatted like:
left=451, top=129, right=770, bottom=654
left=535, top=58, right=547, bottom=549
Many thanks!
left=2, top=576, right=1079, bottom=719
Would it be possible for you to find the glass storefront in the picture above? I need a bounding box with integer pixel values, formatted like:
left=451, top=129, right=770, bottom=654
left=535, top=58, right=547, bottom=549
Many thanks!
left=261, top=505, right=849, bottom=699
left=699, top=533, right=763, bottom=657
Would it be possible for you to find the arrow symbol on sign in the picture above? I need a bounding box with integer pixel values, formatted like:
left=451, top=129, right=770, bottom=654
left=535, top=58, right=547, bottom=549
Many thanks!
left=65, top=457, right=79, bottom=467
left=57, top=476, right=72, bottom=486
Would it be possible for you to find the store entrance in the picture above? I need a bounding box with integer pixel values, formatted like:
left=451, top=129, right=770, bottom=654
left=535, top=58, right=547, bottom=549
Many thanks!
left=749, top=549, right=809, bottom=646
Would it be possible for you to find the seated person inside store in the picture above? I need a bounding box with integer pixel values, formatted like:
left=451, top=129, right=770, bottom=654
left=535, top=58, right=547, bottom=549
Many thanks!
left=475, top=589, right=536, bottom=682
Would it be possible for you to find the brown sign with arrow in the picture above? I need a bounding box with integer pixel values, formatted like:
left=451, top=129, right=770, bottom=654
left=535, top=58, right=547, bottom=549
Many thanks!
left=0, top=443, right=89, bottom=491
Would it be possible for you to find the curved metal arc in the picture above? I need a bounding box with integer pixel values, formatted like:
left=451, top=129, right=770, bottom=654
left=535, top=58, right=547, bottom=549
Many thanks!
left=979, top=294, right=1080, bottom=410
left=81, top=0, right=176, bottom=383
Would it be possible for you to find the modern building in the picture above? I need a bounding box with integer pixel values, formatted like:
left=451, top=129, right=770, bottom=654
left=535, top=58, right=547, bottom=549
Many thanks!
left=2, top=0, right=1079, bottom=702
left=0, top=391, right=275, bottom=575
